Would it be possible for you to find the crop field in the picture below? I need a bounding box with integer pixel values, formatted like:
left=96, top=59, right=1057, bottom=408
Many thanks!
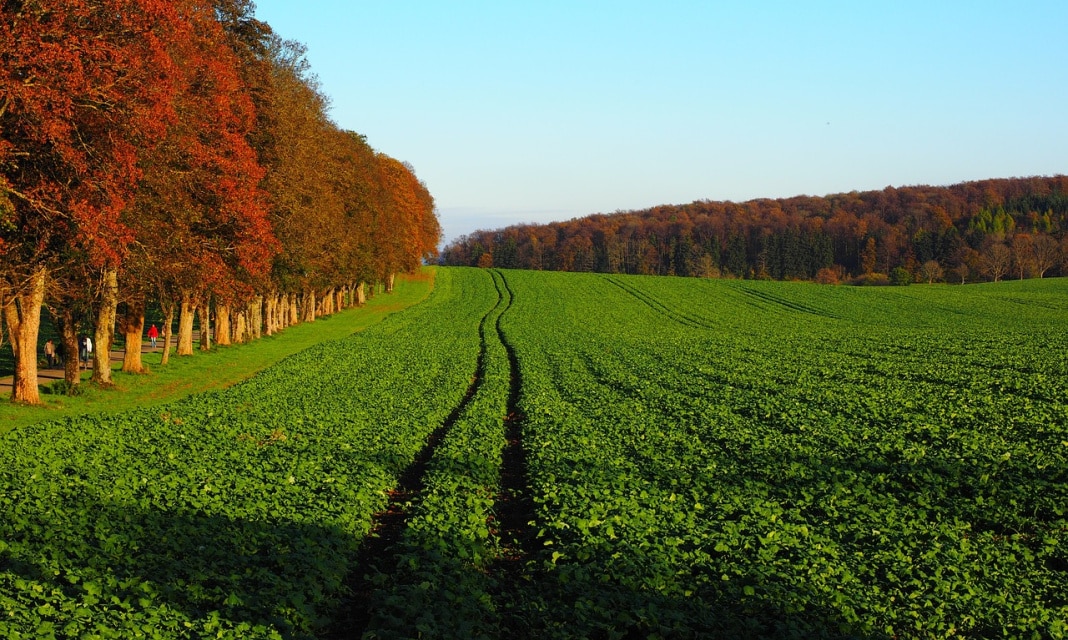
left=1, top=268, right=1066, bottom=639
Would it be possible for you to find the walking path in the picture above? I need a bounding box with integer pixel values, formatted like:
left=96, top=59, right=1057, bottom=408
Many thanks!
left=0, top=336, right=186, bottom=396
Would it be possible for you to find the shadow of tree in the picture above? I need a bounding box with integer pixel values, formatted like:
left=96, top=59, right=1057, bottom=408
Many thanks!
left=0, top=496, right=360, bottom=639
left=2, top=440, right=1063, bottom=639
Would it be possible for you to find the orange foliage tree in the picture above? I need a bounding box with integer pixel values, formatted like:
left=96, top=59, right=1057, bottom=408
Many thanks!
left=125, top=0, right=276, bottom=363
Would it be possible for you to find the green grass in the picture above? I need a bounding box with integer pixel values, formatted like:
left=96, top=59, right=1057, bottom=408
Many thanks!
left=0, top=270, right=434, bottom=435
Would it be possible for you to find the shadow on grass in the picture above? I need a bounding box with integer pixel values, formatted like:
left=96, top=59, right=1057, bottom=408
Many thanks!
left=9, top=446, right=1057, bottom=639
left=0, top=496, right=365, bottom=639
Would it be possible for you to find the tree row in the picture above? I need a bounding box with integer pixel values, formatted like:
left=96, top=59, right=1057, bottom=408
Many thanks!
left=441, top=176, right=1067, bottom=284
left=0, top=0, right=440, bottom=404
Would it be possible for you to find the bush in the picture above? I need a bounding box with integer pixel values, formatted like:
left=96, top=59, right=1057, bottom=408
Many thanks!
left=815, top=267, right=842, bottom=285
left=890, top=266, right=913, bottom=286
left=851, top=273, right=890, bottom=286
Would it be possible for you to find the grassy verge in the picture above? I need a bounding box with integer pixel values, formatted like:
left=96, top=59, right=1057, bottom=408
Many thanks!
left=0, top=269, right=435, bottom=435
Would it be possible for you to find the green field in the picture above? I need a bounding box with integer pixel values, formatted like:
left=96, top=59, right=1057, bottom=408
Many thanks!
left=1, top=269, right=1065, bottom=639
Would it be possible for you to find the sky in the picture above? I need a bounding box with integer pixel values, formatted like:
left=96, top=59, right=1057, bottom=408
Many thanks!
left=251, top=1, right=1068, bottom=246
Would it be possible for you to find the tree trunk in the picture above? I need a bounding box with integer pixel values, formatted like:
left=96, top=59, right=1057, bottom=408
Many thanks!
left=303, top=290, right=316, bottom=323
left=270, top=294, right=280, bottom=332
left=56, top=307, right=82, bottom=389
left=2, top=267, right=46, bottom=404
left=176, top=291, right=196, bottom=356
left=120, top=296, right=146, bottom=374
left=251, top=296, right=263, bottom=339
left=213, top=303, right=228, bottom=346
left=91, top=268, right=118, bottom=386
left=198, top=297, right=211, bottom=351
left=264, top=296, right=275, bottom=336
left=160, top=300, right=175, bottom=365
left=356, top=282, right=366, bottom=306
left=234, top=310, right=247, bottom=343
left=215, top=304, right=231, bottom=345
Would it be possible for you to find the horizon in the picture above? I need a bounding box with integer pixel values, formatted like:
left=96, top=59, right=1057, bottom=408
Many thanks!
left=438, top=172, right=1068, bottom=241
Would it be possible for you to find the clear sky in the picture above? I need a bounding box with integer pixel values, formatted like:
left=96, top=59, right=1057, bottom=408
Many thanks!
left=251, top=1, right=1067, bottom=245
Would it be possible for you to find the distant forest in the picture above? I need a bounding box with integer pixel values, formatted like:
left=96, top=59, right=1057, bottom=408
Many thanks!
left=441, top=176, right=1068, bottom=284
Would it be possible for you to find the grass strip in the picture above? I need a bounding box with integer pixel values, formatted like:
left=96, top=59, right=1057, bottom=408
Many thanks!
left=0, top=270, right=434, bottom=435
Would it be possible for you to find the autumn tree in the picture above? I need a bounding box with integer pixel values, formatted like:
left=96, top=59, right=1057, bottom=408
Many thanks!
left=327, top=130, right=382, bottom=306
left=258, top=40, right=347, bottom=322
left=856, top=236, right=877, bottom=276
left=372, top=155, right=440, bottom=289
left=126, top=0, right=275, bottom=360
left=441, top=176, right=1067, bottom=284
left=0, top=0, right=184, bottom=402
left=919, top=259, right=943, bottom=284
left=981, top=240, right=1012, bottom=282
left=2, top=0, right=442, bottom=396
left=1011, top=233, right=1034, bottom=280
left=1030, top=234, right=1059, bottom=278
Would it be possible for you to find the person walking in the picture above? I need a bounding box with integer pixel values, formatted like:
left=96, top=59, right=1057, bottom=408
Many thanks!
left=147, top=324, right=159, bottom=349
left=80, top=335, right=93, bottom=369
left=44, top=339, right=56, bottom=368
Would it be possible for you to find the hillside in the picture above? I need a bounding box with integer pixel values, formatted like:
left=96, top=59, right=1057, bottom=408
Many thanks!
left=442, top=176, right=1068, bottom=283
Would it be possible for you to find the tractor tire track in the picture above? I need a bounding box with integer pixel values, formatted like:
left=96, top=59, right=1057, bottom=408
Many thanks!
left=489, top=270, right=539, bottom=634
left=601, top=274, right=711, bottom=330
left=726, top=282, right=840, bottom=319
left=325, top=276, right=504, bottom=639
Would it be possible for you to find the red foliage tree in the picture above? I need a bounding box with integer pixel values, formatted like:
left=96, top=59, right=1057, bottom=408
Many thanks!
left=125, top=0, right=276, bottom=361
left=0, top=0, right=185, bottom=402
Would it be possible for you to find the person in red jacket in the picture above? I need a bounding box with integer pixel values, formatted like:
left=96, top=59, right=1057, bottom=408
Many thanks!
left=147, top=324, right=159, bottom=349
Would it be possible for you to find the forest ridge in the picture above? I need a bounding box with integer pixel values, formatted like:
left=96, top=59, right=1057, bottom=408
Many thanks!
left=442, top=176, right=1068, bottom=284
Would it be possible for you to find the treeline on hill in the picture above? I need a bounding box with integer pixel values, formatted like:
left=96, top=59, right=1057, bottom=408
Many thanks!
left=442, top=176, right=1068, bottom=285
left=0, top=0, right=440, bottom=404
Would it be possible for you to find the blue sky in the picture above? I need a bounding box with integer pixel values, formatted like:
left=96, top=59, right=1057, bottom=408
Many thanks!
left=252, top=1, right=1067, bottom=245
